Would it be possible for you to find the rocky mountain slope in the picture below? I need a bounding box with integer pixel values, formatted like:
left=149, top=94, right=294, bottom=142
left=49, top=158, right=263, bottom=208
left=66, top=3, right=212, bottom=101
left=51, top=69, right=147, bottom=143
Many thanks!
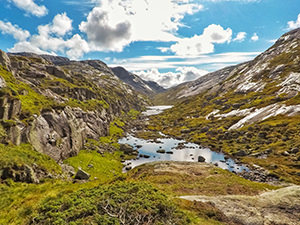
left=149, top=28, right=300, bottom=184
left=0, top=51, right=148, bottom=163
left=111, top=66, right=165, bottom=96
left=156, top=28, right=300, bottom=104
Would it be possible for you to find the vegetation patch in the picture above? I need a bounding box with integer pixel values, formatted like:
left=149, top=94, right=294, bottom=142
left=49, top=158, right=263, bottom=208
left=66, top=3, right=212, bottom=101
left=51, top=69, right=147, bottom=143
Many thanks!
left=33, top=182, right=191, bottom=225
left=64, top=150, right=124, bottom=183
left=0, top=143, right=61, bottom=175
left=128, top=162, right=277, bottom=196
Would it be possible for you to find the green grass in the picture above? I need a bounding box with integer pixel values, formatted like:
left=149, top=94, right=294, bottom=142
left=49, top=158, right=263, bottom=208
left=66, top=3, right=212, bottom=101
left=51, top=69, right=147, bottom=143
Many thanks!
left=64, top=150, right=124, bottom=182
left=0, top=143, right=61, bottom=174
left=66, top=98, right=109, bottom=111
left=127, top=109, right=140, bottom=120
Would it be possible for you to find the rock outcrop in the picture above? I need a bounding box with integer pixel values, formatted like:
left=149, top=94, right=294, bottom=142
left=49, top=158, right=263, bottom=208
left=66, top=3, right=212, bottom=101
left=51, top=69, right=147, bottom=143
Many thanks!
left=181, top=186, right=300, bottom=225
left=0, top=51, right=148, bottom=162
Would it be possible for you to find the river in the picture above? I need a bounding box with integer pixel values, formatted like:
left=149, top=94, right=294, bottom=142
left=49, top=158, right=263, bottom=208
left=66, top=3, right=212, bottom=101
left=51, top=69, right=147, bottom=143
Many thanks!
left=119, top=106, right=249, bottom=173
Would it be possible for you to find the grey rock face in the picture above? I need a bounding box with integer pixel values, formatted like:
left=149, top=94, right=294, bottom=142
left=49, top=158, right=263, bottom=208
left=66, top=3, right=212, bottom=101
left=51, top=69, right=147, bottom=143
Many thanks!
left=28, top=106, right=109, bottom=162
left=0, top=50, right=11, bottom=70
left=0, top=164, right=51, bottom=183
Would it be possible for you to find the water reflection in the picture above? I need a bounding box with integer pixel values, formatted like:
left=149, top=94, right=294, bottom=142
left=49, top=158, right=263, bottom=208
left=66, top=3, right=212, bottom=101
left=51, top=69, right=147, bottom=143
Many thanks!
left=119, top=135, right=249, bottom=173
left=142, top=105, right=173, bottom=116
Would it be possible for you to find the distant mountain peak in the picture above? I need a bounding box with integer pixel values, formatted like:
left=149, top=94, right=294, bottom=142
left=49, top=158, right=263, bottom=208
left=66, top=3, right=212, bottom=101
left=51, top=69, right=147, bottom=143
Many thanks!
left=111, top=66, right=165, bottom=96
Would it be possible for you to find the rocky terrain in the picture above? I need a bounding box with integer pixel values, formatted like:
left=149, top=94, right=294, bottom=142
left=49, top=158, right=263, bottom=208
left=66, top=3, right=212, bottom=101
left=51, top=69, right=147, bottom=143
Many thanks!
left=181, top=185, right=300, bottom=225
left=149, top=28, right=300, bottom=184
left=0, top=50, right=150, bottom=184
left=111, top=66, right=165, bottom=96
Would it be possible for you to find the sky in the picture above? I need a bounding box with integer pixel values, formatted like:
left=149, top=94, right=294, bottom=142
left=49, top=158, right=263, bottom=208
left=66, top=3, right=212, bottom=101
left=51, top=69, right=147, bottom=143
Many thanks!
left=0, top=0, right=300, bottom=88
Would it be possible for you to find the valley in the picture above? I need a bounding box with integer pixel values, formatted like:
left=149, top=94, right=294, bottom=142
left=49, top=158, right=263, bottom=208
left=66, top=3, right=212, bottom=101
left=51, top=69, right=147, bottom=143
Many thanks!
left=0, top=28, right=300, bottom=225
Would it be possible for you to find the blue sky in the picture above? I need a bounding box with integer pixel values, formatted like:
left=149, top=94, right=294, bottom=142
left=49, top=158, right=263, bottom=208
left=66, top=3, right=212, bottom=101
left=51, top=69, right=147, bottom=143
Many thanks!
left=0, top=0, right=299, bottom=87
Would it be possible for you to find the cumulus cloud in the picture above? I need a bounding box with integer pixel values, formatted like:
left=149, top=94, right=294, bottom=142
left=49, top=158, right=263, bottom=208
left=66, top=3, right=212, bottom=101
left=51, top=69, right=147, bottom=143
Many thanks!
left=9, top=41, right=53, bottom=55
left=0, top=20, right=30, bottom=41
left=79, top=0, right=203, bottom=51
left=79, top=7, right=131, bottom=52
left=9, top=13, right=89, bottom=59
left=134, top=67, right=208, bottom=88
left=251, top=33, right=259, bottom=41
left=287, top=14, right=300, bottom=30
left=169, top=24, right=232, bottom=56
left=233, top=32, right=247, bottom=42
left=9, top=0, right=48, bottom=17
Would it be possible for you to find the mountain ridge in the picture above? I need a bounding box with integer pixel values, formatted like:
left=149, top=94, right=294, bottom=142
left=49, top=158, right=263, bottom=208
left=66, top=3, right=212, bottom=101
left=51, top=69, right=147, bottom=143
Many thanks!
left=111, top=66, right=165, bottom=96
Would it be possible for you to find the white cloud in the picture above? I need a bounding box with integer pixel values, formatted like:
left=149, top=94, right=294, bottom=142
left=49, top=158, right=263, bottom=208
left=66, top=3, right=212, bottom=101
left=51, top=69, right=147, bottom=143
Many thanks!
left=169, top=24, right=232, bottom=56
left=251, top=33, right=259, bottom=41
left=79, top=0, right=203, bottom=51
left=9, top=0, right=48, bottom=17
left=79, top=6, right=131, bottom=52
left=50, top=13, right=73, bottom=36
left=135, top=67, right=208, bottom=88
left=287, top=14, right=300, bottom=30
left=9, top=41, right=54, bottom=55
left=110, top=52, right=260, bottom=71
left=9, top=13, right=89, bottom=59
left=0, top=20, right=30, bottom=41
left=268, top=39, right=277, bottom=44
left=233, top=32, right=247, bottom=42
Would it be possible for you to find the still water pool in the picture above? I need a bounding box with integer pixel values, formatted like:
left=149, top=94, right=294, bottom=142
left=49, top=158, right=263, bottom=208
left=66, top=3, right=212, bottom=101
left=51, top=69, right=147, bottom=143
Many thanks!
left=119, top=106, right=249, bottom=173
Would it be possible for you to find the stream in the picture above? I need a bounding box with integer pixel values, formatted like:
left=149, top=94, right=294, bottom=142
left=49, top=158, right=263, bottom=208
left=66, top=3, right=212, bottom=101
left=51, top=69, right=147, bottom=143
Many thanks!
left=119, top=106, right=249, bottom=173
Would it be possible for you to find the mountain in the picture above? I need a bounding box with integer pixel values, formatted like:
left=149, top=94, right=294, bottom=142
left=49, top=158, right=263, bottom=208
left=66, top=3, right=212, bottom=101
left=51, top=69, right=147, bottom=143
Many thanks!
left=155, top=28, right=300, bottom=104
left=111, top=66, right=165, bottom=96
left=149, top=28, right=300, bottom=184
left=0, top=50, right=148, bottom=163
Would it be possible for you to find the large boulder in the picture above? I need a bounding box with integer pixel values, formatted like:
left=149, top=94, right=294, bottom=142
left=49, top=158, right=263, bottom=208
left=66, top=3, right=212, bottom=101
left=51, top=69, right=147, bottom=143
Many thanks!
left=120, top=144, right=134, bottom=154
left=198, top=156, right=206, bottom=162
left=75, top=168, right=90, bottom=180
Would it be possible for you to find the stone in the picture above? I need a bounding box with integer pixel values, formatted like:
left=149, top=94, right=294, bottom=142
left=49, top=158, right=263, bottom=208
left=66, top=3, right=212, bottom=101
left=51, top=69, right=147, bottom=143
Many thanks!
left=166, top=151, right=174, bottom=154
left=0, top=50, right=11, bottom=70
left=233, top=150, right=248, bottom=157
left=125, top=166, right=132, bottom=171
left=75, top=168, right=90, bottom=180
left=0, top=76, right=6, bottom=88
left=200, top=126, right=209, bottom=133
left=282, top=151, right=290, bottom=156
left=120, top=144, right=134, bottom=154
left=156, top=149, right=166, bottom=154
left=289, top=148, right=299, bottom=154
left=198, top=156, right=206, bottom=162
left=46, top=66, right=68, bottom=79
